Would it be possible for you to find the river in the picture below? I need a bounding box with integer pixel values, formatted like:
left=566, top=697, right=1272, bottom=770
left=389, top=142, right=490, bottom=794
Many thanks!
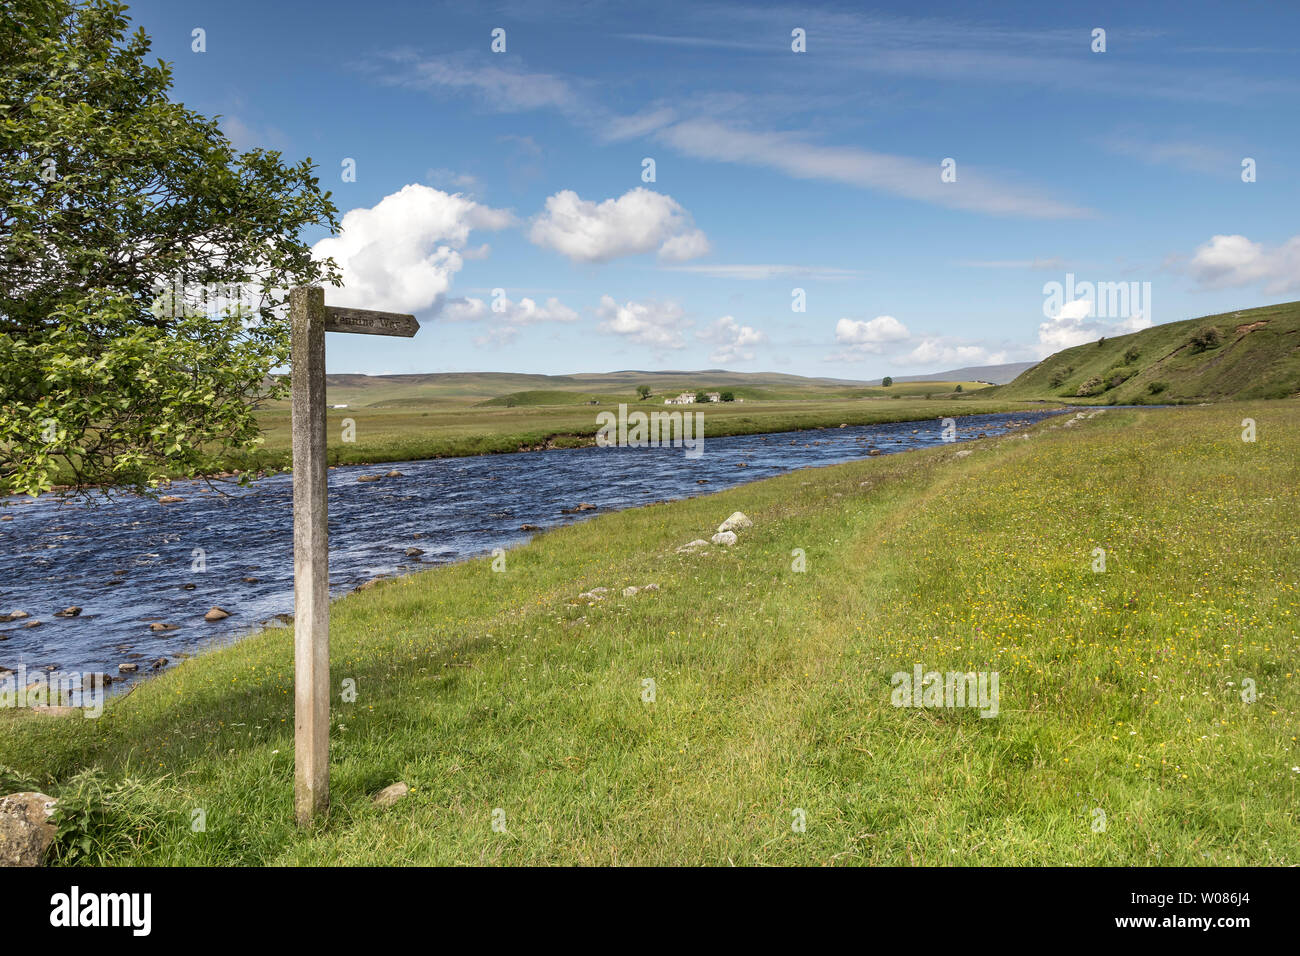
left=0, top=410, right=1065, bottom=681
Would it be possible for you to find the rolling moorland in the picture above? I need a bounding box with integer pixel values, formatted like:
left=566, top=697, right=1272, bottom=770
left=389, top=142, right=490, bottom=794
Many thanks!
left=232, top=376, right=1009, bottom=471
left=218, top=300, right=1299, bottom=474
left=2, top=400, right=1296, bottom=864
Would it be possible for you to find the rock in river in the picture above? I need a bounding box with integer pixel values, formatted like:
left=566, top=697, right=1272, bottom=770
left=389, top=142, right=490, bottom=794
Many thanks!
left=203, top=606, right=230, bottom=622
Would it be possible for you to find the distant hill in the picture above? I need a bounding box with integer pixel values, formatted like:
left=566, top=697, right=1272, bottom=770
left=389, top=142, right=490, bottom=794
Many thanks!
left=889, top=362, right=1038, bottom=385
left=317, top=368, right=991, bottom=408
left=992, top=301, right=1300, bottom=404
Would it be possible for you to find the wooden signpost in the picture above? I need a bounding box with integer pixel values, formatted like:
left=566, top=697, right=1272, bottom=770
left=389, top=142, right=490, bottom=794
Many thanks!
left=289, top=286, right=419, bottom=826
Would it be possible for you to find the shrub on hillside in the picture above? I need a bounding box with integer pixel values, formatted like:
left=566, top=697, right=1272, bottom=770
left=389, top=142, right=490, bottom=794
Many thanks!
left=1124, top=346, right=1141, bottom=364
left=1076, top=376, right=1104, bottom=397
left=1147, top=381, right=1168, bottom=395
left=1189, top=327, right=1223, bottom=353
left=1106, top=368, right=1132, bottom=389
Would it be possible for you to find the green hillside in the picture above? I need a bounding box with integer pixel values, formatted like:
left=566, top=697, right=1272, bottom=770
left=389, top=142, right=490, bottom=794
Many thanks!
left=994, top=301, right=1300, bottom=404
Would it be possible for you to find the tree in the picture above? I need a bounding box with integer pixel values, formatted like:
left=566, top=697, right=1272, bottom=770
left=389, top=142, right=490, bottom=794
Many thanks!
left=1, top=0, right=340, bottom=497
left=720, top=391, right=734, bottom=402
left=636, top=384, right=651, bottom=400
left=954, top=384, right=963, bottom=393
left=1189, top=326, right=1222, bottom=353
left=694, top=391, right=709, bottom=404
left=881, top=376, right=892, bottom=387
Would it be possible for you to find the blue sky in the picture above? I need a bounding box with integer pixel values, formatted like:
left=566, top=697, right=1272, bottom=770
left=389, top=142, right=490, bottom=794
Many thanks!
left=130, top=0, right=1298, bottom=377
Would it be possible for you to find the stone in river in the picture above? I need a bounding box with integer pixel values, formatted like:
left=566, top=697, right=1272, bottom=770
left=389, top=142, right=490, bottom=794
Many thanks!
left=404, top=547, right=424, bottom=557
left=386, top=470, right=403, bottom=478
left=150, top=622, right=178, bottom=631
left=118, top=662, right=139, bottom=673
left=357, top=474, right=382, bottom=482
left=203, top=607, right=230, bottom=622
left=520, top=524, right=542, bottom=532
left=157, top=495, right=184, bottom=504
left=54, top=606, right=82, bottom=618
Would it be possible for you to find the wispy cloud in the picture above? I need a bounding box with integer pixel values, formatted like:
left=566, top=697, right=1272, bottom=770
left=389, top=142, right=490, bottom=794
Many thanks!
left=664, top=264, right=865, bottom=280
left=656, top=118, right=1090, bottom=219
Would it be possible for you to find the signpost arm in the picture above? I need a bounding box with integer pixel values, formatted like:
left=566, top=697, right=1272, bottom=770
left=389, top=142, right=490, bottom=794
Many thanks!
left=290, top=285, right=330, bottom=826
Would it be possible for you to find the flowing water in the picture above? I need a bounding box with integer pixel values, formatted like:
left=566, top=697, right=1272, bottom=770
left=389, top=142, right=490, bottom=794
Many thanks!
left=0, top=410, right=1065, bottom=682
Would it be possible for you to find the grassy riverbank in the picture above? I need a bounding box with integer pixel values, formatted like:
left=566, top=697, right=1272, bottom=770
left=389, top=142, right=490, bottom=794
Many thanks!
left=3, top=400, right=1297, bottom=865
left=230, top=395, right=1045, bottom=471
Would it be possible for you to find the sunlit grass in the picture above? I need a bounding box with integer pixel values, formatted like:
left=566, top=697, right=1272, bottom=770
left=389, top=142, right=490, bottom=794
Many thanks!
left=3, top=401, right=1296, bottom=865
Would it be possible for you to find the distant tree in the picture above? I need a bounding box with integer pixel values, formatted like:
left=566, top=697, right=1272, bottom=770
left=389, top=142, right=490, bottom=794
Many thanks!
left=954, top=384, right=963, bottom=393
left=881, top=376, right=893, bottom=387
left=1098, top=336, right=1107, bottom=347
left=636, top=385, right=651, bottom=400
left=720, top=391, right=735, bottom=402
left=1123, top=346, right=1141, bottom=364
left=694, top=391, right=709, bottom=404
left=1189, top=327, right=1223, bottom=353
left=1, top=0, right=340, bottom=497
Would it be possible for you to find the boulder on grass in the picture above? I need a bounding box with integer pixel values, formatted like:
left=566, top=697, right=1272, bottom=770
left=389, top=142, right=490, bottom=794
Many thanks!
left=717, top=512, right=753, bottom=533
left=0, top=792, right=57, bottom=867
left=711, top=531, right=738, bottom=547
left=373, top=782, right=409, bottom=808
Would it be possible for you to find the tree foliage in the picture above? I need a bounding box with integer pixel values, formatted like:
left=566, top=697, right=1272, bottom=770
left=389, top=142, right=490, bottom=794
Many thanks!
left=0, top=0, right=339, bottom=496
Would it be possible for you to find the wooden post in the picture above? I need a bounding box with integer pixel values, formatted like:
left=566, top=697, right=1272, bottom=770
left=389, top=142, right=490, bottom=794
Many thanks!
left=291, top=285, right=330, bottom=826
left=288, top=287, right=418, bottom=826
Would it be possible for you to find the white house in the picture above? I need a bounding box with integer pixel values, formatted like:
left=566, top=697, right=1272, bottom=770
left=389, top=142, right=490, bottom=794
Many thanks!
left=664, top=392, right=697, bottom=405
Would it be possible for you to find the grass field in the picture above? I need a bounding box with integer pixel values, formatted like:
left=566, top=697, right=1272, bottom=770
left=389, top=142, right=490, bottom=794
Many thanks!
left=3, top=400, right=1296, bottom=865
left=232, top=392, right=1022, bottom=472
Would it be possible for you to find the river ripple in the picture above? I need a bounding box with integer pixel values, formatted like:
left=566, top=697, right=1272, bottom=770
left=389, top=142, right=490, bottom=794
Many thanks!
left=0, top=410, right=1064, bottom=681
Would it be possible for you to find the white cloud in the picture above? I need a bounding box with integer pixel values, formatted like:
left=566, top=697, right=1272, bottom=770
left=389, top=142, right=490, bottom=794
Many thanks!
left=443, top=297, right=489, bottom=322
left=834, top=316, right=911, bottom=353
left=311, top=184, right=514, bottom=314
left=528, top=187, right=711, bottom=264
left=893, top=338, right=1009, bottom=368
left=1189, top=234, right=1300, bottom=294
left=656, top=119, right=1090, bottom=219
left=446, top=293, right=578, bottom=348
left=698, top=315, right=766, bottom=363
left=1036, top=304, right=1151, bottom=357
left=596, top=294, right=688, bottom=349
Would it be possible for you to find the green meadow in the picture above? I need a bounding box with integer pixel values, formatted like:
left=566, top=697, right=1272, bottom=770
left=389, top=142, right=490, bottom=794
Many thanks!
left=4, top=400, right=1296, bottom=865
left=233, top=390, right=1017, bottom=472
